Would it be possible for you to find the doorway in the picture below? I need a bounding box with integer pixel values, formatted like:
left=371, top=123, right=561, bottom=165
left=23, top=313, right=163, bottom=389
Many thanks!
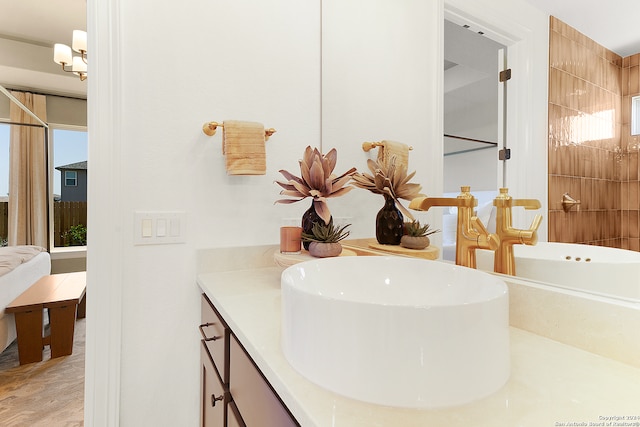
left=441, top=18, right=508, bottom=262
left=443, top=18, right=506, bottom=195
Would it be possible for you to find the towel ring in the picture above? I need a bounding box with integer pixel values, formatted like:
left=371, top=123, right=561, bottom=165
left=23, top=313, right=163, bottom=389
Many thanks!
left=202, top=121, right=276, bottom=141
left=362, top=141, right=413, bottom=152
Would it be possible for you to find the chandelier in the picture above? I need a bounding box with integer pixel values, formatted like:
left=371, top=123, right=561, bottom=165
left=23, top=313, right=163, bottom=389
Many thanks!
left=53, top=30, right=87, bottom=81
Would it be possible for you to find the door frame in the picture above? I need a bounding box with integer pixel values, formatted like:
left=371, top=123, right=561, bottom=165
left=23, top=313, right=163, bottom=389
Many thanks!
left=444, top=1, right=549, bottom=237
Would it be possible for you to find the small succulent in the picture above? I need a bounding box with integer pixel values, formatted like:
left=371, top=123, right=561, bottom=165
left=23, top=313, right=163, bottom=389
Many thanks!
left=404, top=220, right=439, bottom=237
left=350, top=155, right=424, bottom=220
left=275, top=146, right=357, bottom=224
left=301, top=222, right=351, bottom=243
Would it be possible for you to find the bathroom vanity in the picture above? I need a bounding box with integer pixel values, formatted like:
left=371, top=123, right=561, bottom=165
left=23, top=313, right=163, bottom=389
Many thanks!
left=197, top=245, right=640, bottom=427
left=200, top=294, right=298, bottom=427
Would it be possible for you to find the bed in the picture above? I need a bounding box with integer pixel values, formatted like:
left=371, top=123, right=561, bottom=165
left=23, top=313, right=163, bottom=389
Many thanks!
left=0, top=245, right=51, bottom=353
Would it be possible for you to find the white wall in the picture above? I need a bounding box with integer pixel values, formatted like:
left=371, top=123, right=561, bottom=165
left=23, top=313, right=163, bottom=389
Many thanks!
left=444, top=97, right=500, bottom=192
left=86, top=1, right=322, bottom=425
left=86, top=0, right=548, bottom=425
left=444, top=147, right=498, bottom=192
left=321, top=0, right=443, bottom=237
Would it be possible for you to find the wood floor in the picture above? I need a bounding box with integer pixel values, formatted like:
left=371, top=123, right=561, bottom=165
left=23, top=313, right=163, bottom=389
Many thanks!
left=0, top=318, right=85, bottom=426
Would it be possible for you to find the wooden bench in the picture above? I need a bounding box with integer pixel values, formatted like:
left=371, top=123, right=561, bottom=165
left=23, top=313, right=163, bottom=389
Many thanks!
left=6, top=272, right=86, bottom=365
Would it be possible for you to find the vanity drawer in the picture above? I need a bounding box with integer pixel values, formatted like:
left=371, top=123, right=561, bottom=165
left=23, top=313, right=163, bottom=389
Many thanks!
left=229, top=335, right=298, bottom=427
left=200, top=294, right=229, bottom=384
left=200, top=342, right=226, bottom=427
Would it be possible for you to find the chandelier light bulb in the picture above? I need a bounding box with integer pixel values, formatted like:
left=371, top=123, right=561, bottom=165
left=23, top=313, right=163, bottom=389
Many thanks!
left=72, top=30, right=87, bottom=53
left=72, top=56, right=87, bottom=73
left=53, top=43, right=72, bottom=65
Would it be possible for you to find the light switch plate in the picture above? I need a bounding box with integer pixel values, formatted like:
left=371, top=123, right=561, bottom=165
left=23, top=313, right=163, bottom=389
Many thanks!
left=134, top=211, right=187, bottom=245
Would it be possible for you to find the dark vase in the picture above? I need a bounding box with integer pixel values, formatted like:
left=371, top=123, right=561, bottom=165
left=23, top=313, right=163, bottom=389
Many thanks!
left=376, top=195, right=404, bottom=245
left=301, top=202, right=332, bottom=250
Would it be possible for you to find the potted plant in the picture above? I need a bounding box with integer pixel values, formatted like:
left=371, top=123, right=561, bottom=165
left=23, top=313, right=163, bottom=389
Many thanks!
left=301, top=222, right=351, bottom=258
left=351, top=156, right=424, bottom=245
left=400, top=219, right=439, bottom=250
left=275, top=146, right=356, bottom=249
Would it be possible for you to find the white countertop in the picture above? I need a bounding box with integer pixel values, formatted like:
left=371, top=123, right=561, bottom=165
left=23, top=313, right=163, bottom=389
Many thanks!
left=197, top=264, right=640, bottom=427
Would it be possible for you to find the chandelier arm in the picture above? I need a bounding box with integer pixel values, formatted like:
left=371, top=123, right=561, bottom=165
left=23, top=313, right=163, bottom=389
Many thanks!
left=58, top=62, right=87, bottom=81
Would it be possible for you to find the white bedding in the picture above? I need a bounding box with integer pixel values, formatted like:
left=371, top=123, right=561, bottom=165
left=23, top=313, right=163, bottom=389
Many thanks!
left=0, top=245, right=46, bottom=277
left=0, top=249, right=51, bottom=353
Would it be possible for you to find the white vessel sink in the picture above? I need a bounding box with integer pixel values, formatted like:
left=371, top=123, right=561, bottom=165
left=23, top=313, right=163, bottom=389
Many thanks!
left=280, top=256, right=509, bottom=409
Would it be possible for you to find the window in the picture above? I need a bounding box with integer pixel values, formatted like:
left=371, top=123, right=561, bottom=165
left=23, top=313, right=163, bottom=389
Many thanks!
left=51, top=127, right=88, bottom=248
left=0, top=125, right=86, bottom=249
left=64, top=171, right=77, bottom=187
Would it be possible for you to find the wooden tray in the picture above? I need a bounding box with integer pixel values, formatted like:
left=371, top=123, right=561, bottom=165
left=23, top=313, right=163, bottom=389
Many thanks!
left=368, top=240, right=439, bottom=260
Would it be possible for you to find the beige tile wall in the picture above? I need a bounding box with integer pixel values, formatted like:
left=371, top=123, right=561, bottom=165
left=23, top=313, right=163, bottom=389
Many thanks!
left=621, top=53, right=640, bottom=250
left=548, top=17, right=640, bottom=249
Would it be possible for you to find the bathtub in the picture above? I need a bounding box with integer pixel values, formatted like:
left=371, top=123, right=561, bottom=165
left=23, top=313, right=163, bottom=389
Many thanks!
left=476, top=242, right=640, bottom=303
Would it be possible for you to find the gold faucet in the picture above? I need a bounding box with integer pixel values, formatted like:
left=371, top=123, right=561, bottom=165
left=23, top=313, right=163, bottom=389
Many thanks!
left=493, top=188, right=542, bottom=275
left=409, top=186, right=499, bottom=268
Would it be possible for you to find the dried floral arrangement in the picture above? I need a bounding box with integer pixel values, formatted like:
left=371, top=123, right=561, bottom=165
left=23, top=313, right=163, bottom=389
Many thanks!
left=351, top=155, right=424, bottom=220
left=275, top=146, right=357, bottom=224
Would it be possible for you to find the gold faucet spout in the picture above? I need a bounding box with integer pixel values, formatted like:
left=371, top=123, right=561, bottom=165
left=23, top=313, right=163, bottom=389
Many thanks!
left=513, top=199, right=542, bottom=210
left=408, top=197, right=473, bottom=211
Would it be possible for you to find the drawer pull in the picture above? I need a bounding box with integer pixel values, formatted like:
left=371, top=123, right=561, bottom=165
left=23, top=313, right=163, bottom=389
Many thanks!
left=199, top=322, right=222, bottom=342
left=211, top=394, right=224, bottom=407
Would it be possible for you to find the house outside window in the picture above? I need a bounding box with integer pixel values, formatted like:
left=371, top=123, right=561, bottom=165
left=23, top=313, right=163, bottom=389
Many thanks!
left=55, top=162, right=87, bottom=202
left=65, top=170, right=78, bottom=187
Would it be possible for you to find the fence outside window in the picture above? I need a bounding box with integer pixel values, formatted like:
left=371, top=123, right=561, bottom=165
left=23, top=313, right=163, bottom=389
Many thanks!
left=0, top=201, right=87, bottom=247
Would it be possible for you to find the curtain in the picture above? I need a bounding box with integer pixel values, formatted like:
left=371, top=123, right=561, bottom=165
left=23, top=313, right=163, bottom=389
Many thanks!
left=8, top=91, right=48, bottom=248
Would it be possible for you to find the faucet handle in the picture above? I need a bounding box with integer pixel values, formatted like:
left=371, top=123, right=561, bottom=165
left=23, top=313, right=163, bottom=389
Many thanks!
left=519, top=214, right=542, bottom=246
left=529, top=214, right=542, bottom=232
left=471, top=216, right=489, bottom=235
left=471, top=216, right=499, bottom=251
left=513, top=199, right=541, bottom=210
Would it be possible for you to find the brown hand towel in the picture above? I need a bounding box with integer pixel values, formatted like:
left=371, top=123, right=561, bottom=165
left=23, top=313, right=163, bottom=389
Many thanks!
left=377, top=140, right=410, bottom=169
left=222, top=120, right=267, bottom=175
